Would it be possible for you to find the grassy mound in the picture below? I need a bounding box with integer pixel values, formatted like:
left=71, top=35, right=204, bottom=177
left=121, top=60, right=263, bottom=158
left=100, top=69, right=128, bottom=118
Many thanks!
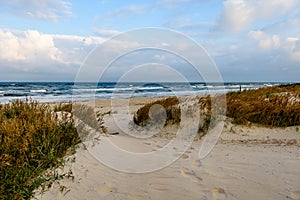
left=0, top=99, right=80, bottom=199
left=227, top=83, right=300, bottom=127
left=133, top=97, right=180, bottom=126
left=133, top=84, right=300, bottom=131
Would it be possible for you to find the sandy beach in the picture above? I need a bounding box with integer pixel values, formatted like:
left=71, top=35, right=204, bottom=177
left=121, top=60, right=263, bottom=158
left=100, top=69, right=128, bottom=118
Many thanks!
left=2, top=0, right=300, bottom=199
left=34, top=97, right=300, bottom=200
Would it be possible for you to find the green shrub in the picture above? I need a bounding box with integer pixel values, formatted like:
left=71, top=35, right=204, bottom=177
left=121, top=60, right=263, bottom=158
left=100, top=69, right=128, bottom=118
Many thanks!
left=0, top=99, right=80, bottom=199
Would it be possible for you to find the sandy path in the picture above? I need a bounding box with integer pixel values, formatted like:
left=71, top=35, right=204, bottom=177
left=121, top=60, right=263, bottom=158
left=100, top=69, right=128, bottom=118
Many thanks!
left=34, top=98, right=300, bottom=200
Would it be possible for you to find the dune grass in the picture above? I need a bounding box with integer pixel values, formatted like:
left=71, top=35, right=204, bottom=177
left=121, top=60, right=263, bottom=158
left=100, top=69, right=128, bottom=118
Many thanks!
left=53, top=102, right=73, bottom=113
left=133, top=84, right=300, bottom=131
left=133, top=96, right=181, bottom=126
left=0, top=99, right=80, bottom=200
left=226, top=83, right=300, bottom=127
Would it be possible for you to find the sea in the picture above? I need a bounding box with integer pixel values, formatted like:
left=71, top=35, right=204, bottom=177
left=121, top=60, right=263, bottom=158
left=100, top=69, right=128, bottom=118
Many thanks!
left=0, top=82, right=289, bottom=104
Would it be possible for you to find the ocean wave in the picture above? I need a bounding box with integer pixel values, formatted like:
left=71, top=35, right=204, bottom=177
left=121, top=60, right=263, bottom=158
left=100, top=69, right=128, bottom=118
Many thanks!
left=73, top=86, right=166, bottom=93
left=30, top=89, right=47, bottom=93
left=0, top=82, right=289, bottom=104
left=137, top=86, right=165, bottom=90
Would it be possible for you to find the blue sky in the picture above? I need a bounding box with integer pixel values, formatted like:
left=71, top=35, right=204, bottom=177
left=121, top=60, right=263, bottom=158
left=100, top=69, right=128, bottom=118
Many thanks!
left=0, top=0, right=299, bottom=82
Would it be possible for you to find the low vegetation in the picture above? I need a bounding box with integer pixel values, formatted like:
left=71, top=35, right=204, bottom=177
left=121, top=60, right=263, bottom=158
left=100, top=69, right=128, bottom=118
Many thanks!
left=54, top=102, right=73, bottom=113
left=0, top=99, right=80, bottom=199
left=133, top=97, right=180, bottom=126
left=133, top=84, right=300, bottom=131
left=227, top=83, right=300, bottom=127
left=1, top=84, right=299, bottom=199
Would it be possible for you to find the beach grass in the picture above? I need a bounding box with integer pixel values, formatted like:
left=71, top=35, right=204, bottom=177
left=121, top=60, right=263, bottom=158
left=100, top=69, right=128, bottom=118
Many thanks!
left=227, top=83, right=300, bottom=127
left=0, top=99, right=80, bottom=199
left=134, top=83, right=300, bottom=130
left=133, top=96, right=181, bottom=126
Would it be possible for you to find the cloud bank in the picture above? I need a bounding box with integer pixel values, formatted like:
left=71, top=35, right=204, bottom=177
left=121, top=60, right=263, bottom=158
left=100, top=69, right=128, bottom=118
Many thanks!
left=0, top=29, right=105, bottom=81
left=0, top=0, right=299, bottom=82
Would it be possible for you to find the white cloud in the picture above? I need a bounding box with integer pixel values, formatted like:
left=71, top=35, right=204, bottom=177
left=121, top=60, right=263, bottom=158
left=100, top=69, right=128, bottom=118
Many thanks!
left=284, top=37, right=300, bottom=61
left=0, top=29, right=152, bottom=81
left=52, top=34, right=105, bottom=46
left=93, top=29, right=122, bottom=37
left=248, top=30, right=300, bottom=61
left=256, top=0, right=299, bottom=20
left=0, top=29, right=107, bottom=67
left=0, top=30, right=61, bottom=64
left=51, top=34, right=106, bottom=65
left=249, top=30, right=280, bottom=50
left=286, top=37, right=299, bottom=43
left=0, top=0, right=72, bottom=21
left=218, top=0, right=255, bottom=33
left=218, top=0, right=300, bottom=33
left=0, top=29, right=107, bottom=80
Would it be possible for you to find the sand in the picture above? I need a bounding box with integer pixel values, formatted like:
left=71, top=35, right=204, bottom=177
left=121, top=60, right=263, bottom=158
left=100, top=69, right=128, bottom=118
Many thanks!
left=34, top=97, right=300, bottom=200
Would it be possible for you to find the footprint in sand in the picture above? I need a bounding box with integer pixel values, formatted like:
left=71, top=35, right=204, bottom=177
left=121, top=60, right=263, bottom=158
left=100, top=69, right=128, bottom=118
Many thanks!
left=180, top=153, right=189, bottom=159
left=173, top=153, right=189, bottom=159
left=191, top=159, right=202, bottom=167
left=212, top=188, right=227, bottom=200
left=290, top=191, right=300, bottom=200
left=180, top=166, right=203, bottom=182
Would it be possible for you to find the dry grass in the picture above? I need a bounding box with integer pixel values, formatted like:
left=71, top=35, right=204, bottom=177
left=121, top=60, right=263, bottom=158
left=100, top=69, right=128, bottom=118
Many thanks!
left=0, top=99, right=80, bottom=199
left=226, top=83, right=300, bottom=127
left=133, top=84, right=300, bottom=132
left=133, top=97, right=181, bottom=126
left=54, top=102, right=73, bottom=113
left=197, top=96, right=212, bottom=133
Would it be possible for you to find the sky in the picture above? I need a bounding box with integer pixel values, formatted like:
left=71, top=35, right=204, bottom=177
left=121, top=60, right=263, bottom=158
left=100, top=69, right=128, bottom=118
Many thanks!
left=0, top=0, right=299, bottom=82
